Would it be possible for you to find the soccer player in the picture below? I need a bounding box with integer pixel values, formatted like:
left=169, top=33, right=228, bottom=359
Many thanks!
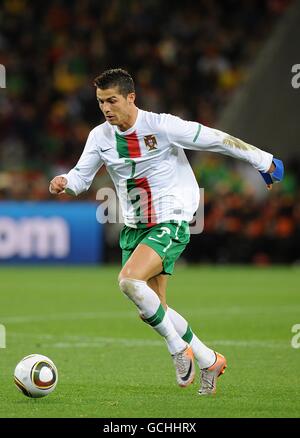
left=49, top=69, right=284, bottom=395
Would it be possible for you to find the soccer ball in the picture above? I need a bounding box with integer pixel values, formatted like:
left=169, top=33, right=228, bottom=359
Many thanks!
left=14, top=354, right=58, bottom=398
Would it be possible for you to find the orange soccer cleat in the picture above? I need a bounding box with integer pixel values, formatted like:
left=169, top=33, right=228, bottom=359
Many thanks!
left=198, top=352, right=227, bottom=395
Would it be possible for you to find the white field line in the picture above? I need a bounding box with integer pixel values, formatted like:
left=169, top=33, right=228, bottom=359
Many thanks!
left=0, top=311, right=136, bottom=323
left=9, top=332, right=163, bottom=348
left=8, top=332, right=291, bottom=349
left=1, top=304, right=299, bottom=325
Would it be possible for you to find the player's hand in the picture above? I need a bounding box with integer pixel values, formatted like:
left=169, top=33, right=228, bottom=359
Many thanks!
left=49, top=176, right=67, bottom=194
left=259, top=158, right=284, bottom=190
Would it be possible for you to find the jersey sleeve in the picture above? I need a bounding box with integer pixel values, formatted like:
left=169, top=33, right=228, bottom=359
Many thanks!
left=62, top=130, right=104, bottom=196
left=163, top=113, right=273, bottom=173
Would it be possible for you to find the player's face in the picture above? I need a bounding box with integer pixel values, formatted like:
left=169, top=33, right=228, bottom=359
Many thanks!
left=96, top=87, right=135, bottom=127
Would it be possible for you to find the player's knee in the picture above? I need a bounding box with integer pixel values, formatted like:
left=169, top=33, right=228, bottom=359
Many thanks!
left=118, top=277, right=141, bottom=300
left=118, top=265, right=145, bottom=285
left=119, top=277, right=134, bottom=297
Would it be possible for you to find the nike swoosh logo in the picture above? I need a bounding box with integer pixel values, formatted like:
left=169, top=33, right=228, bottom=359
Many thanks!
left=211, top=377, right=215, bottom=388
left=181, top=360, right=193, bottom=382
left=100, top=147, right=112, bottom=152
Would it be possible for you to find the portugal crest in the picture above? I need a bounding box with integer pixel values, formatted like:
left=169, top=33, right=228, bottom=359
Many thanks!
left=144, top=134, right=158, bottom=151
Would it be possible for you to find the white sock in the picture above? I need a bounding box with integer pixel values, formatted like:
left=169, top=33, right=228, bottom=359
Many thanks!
left=167, top=307, right=216, bottom=368
left=119, top=278, right=186, bottom=354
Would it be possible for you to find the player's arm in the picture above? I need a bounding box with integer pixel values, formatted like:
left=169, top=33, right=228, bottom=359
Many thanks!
left=49, top=130, right=103, bottom=196
left=163, top=114, right=284, bottom=188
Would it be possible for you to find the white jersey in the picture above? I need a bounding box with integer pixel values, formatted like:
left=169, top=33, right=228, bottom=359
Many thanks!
left=63, top=109, right=273, bottom=228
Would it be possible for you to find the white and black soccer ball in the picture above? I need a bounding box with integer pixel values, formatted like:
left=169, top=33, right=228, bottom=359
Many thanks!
left=14, top=354, right=58, bottom=398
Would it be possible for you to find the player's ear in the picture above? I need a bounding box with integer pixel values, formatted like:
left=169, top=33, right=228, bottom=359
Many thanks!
left=127, top=92, right=136, bottom=104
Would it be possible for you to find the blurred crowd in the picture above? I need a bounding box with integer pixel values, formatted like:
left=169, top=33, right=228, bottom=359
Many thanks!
left=0, top=0, right=298, bottom=264
left=188, top=155, right=300, bottom=264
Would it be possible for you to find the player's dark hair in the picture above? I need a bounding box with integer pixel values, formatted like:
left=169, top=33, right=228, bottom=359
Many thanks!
left=94, top=68, right=135, bottom=97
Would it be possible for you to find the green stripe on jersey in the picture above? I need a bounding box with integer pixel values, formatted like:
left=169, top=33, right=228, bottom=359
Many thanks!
left=116, top=132, right=130, bottom=158
left=193, top=124, right=202, bottom=143
left=115, top=131, right=141, bottom=158
left=127, top=178, right=141, bottom=218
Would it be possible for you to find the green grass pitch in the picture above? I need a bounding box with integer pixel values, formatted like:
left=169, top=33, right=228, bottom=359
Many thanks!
left=0, top=265, right=299, bottom=418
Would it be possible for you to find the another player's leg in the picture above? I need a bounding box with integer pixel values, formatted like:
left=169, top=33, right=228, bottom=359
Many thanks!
left=148, top=275, right=227, bottom=395
left=118, top=244, right=195, bottom=387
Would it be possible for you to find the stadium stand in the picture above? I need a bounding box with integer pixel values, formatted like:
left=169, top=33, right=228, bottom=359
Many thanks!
left=1, top=0, right=298, bottom=264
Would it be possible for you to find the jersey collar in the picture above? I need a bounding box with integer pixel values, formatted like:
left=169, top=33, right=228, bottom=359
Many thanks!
left=114, top=108, right=142, bottom=136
